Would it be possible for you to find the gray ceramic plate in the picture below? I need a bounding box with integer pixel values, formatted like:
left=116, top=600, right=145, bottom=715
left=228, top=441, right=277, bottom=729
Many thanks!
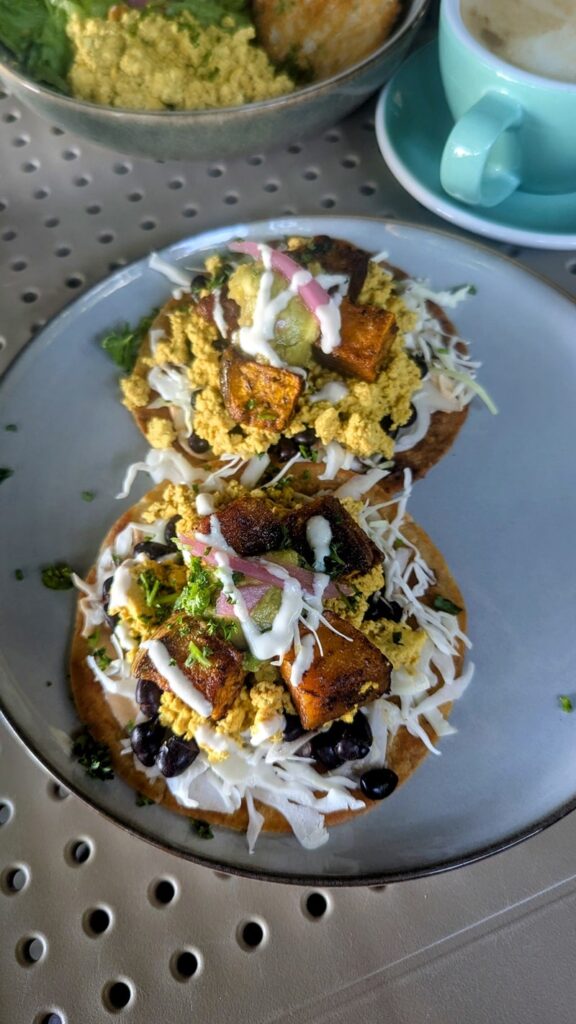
left=1, top=216, right=576, bottom=885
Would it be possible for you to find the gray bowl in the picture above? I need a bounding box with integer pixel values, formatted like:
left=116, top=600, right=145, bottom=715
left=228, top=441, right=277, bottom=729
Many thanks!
left=0, top=0, right=430, bottom=161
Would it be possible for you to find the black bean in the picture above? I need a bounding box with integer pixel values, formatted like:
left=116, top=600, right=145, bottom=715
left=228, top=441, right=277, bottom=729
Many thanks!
left=379, top=414, right=399, bottom=439
left=157, top=734, right=199, bottom=777
left=312, top=713, right=373, bottom=769
left=133, top=540, right=173, bottom=560
left=269, top=437, right=298, bottom=463
left=360, top=767, right=398, bottom=800
left=130, top=719, right=166, bottom=767
left=102, top=575, right=119, bottom=630
left=212, top=338, right=227, bottom=352
left=191, top=273, right=209, bottom=291
left=283, top=714, right=306, bottom=742
left=292, top=427, right=317, bottom=446
left=188, top=431, right=210, bottom=454
left=164, top=514, right=181, bottom=549
left=135, top=678, right=163, bottom=718
left=365, top=593, right=403, bottom=623
left=409, top=353, right=428, bottom=378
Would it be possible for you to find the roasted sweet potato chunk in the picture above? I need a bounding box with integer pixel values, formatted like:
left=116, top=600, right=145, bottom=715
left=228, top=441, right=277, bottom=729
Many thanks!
left=280, top=612, right=391, bottom=730
left=316, top=297, right=397, bottom=383
left=220, top=348, right=303, bottom=431
left=285, top=496, right=381, bottom=577
left=198, top=497, right=286, bottom=557
left=131, top=614, right=245, bottom=721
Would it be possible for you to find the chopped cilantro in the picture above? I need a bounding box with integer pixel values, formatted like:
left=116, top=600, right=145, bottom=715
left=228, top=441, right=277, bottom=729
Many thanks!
left=559, top=695, right=574, bottom=713
left=137, top=569, right=178, bottom=619
left=72, top=730, right=114, bottom=781
left=124, top=719, right=135, bottom=736
left=245, top=398, right=256, bottom=411
left=81, top=490, right=95, bottom=502
left=41, top=563, right=74, bottom=590
left=135, top=792, right=155, bottom=807
left=93, top=648, right=112, bottom=671
left=4, top=424, right=17, bottom=432
left=185, top=640, right=213, bottom=669
left=176, top=557, right=221, bottom=617
left=205, top=617, right=237, bottom=642
left=100, top=310, right=157, bottom=374
left=169, top=657, right=177, bottom=666
left=232, top=571, right=245, bottom=585
left=14, top=568, right=24, bottom=581
left=298, top=444, right=318, bottom=462
left=393, top=539, right=406, bottom=550
left=0, top=467, right=14, bottom=484
left=190, top=818, right=214, bottom=839
left=432, top=595, right=463, bottom=616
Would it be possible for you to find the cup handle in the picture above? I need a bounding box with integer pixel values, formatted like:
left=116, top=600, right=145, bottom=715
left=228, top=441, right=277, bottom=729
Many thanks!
left=440, top=92, right=524, bottom=207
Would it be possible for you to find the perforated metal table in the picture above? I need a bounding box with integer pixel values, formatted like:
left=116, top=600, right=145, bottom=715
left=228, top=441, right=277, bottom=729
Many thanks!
left=2, top=61, right=576, bottom=1024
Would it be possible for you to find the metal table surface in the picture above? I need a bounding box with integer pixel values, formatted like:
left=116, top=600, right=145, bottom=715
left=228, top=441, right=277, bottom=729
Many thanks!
left=2, top=58, right=576, bottom=1024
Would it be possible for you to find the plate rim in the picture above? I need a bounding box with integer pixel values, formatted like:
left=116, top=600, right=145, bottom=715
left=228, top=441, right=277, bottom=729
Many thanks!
left=2, top=212, right=576, bottom=886
left=374, top=42, right=576, bottom=251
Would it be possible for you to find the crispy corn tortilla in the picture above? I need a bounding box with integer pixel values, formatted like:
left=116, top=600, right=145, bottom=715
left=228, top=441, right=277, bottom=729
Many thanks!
left=128, top=248, right=469, bottom=500
left=69, top=483, right=467, bottom=835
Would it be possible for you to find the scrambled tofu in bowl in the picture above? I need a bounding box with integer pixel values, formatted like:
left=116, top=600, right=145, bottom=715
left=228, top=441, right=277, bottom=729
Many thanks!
left=0, top=0, right=431, bottom=159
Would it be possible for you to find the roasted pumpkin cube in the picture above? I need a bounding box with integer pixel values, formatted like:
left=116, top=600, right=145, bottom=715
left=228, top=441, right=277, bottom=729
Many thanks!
left=315, top=296, right=397, bottom=383
left=220, top=348, right=303, bottom=431
left=280, top=612, right=391, bottom=730
left=197, top=496, right=286, bottom=557
left=285, top=496, right=381, bottom=577
left=131, top=613, right=245, bottom=721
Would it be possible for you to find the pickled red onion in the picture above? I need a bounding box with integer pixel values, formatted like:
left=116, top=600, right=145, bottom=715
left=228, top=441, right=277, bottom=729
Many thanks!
left=228, top=241, right=341, bottom=353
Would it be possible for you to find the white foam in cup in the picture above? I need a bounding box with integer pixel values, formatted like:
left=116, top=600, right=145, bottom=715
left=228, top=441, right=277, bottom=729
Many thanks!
left=460, top=0, right=576, bottom=83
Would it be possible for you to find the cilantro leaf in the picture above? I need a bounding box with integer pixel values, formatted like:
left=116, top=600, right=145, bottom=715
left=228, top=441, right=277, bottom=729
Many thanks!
left=135, top=792, right=155, bottom=807
left=185, top=640, right=213, bottom=669
left=190, top=818, right=214, bottom=839
left=100, top=310, right=156, bottom=373
left=41, top=563, right=74, bottom=590
left=432, top=595, right=463, bottom=616
left=4, top=424, right=18, bottom=432
left=14, top=569, right=24, bottom=581
left=559, top=695, right=574, bottom=714
left=81, top=489, right=95, bottom=502
left=176, top=557, right=221, bottom=617
left=72, top=729, right=114, bottom=781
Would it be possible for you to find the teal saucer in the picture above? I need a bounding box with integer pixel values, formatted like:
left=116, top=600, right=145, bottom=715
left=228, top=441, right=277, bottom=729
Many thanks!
left=376, top=41, right=576, bottom=249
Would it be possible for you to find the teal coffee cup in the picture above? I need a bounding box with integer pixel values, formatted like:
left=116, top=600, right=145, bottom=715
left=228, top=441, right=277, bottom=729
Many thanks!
left=439, top=0, right=576, bottom=207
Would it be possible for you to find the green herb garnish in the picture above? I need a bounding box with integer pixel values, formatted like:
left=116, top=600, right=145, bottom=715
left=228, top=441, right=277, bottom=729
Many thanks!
left=0, top=468, right=14, bottom=484
left=242, top=652, right=262, bottom=673
left=432, top=595, right=463, bottom=616
left=14, top=568, right=24, bottom=581
left=135, top=792, right=155, bottom=807
left=93, top=648, right=112, bottom=671
left=72, top=729, right=114, bottom=781
left=559, top=695, right=574, bottom=714
left=298, top=444, right=318, bottom=462
left=81, top=490, right=95, bottom=502
left=4, top=424, right=17, bottom=432
left=185, top=640, right=213, bottom=669
left=41, top=563, right=74, bottom=590
left=176, top=557, right=221, bottom=617
left=190, top=818, right=214, bottom=839
left=100, top=310, right=157, bottom=374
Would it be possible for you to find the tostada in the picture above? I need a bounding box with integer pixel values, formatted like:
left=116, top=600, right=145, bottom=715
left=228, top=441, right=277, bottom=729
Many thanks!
left=112, top=234, right=493, bottom=500
left=70, top=473, right=472, bottom=850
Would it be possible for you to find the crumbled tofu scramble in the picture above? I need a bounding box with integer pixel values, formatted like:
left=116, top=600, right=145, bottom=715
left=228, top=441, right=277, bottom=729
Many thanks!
left=96, top=480, right=427, bottom=760
left=121, top=248, right=423, bottom=461
left=67, top=9, right=296, bottom=110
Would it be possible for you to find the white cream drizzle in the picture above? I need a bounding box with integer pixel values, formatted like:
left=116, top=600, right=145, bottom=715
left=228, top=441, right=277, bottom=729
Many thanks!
left=309, top=381, right=349, bottom=404
left=306, top=516, right=332, bottom=572
left=142, top=639, right=213, bottom=717
left=195, top=492, right=215, bottom=516
left=211, top=288, right=228, bottom=337
left=148, top=252, right=192, bottom=289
